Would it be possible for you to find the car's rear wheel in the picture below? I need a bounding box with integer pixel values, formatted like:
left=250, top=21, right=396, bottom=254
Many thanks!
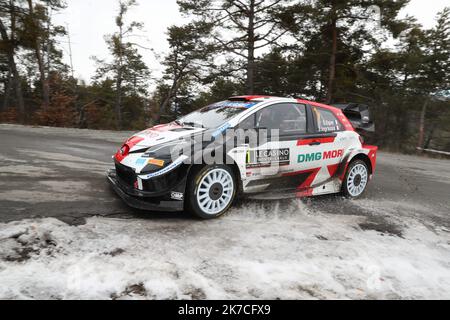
left=186, top=165, right=237, bottom=219
left=342, top=160, right=369, bottom=198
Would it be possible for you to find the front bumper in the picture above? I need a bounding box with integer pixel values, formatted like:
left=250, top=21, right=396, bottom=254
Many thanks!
left=107, top=169, right=184, bottom=212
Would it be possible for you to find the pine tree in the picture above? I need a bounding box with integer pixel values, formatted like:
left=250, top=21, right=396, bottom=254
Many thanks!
left=178, top=0, right=291, bottom=95
left=21, top=0, right=66, bottom=110
left=93, top=0, right=150, bottom=129
left=283, top=0, right=409, bottom=103
left=425, top=7, right=450, bottom=94
left=155, top=22, right=214, bottom=123
left=0, top=0, right=25, bottom=120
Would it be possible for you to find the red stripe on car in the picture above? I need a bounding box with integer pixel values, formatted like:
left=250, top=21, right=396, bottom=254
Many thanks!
left=151, top=123, right=182, bottom=132
left=297, top=137, right=335, bottom=146
left=282, top=167, right=321, bottom=190
left=327, top=163, right=340, bottom=177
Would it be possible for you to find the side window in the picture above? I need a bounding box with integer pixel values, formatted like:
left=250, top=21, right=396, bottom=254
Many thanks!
left=239, top=114, right=256, bottom=129
left=255, top=104, right=307, bottom=135
left=313, top=107, right=344, bottom=133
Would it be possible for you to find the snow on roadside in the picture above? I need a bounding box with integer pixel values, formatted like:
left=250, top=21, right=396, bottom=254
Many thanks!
left=0, top=200, right=449, bottom=300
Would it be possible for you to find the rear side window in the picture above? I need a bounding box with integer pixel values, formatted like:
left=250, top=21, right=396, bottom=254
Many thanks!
left=313, top=107, right=344, bottom=133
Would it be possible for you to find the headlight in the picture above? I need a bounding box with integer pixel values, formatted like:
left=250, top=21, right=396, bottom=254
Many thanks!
left=120, top=144, right=130, bottom=156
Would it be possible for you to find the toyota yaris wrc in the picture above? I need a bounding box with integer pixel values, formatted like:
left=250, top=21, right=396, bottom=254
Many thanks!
left=108, top=96, right=378, bottom=219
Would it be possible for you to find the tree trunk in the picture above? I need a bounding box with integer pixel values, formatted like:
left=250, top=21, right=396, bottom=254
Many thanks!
left=46, top=8, right=51, bottom=76
left=2, top=70, right=12, bottom=111
left=27, top=0, right=50, bottom=110
left=326, top=17, right=337, bottom=104
left=424, top=126, right=435, bottom=150
left=157, top=62, right=188, bottom=124
left=77, top=105, right=86, bottom=128
left=246, top=0, right=256, bottom=95
left=158, top=78, right=181, bottom=124
left=417, top=100, right=428, bottom=151
left=158, top=96, right=171, bottom=124
left=115, top=73, right=123, bottom=130
left=115, top=16, right=124, bottom=130
left=0, top=18, right=25, bottom=121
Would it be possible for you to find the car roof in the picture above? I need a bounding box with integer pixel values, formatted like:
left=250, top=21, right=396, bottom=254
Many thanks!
left=229, top=95, right=339, bottom=112
left=229, top=95, right=287, bottom=102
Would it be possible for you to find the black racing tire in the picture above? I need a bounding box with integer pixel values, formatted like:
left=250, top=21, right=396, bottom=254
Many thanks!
left=186, top=165, right=237, bottom=219
left=342, top=160, right=370, bottom=199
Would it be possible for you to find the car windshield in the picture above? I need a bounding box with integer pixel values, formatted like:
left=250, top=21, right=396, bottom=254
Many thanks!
left=177, top=101, right=257, bottom=129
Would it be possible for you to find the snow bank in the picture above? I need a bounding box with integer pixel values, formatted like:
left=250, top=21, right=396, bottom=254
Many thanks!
left=0, top=200, right=448, bottom=300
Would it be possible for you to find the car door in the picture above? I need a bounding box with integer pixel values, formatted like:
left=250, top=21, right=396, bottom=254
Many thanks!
left=294, top=105, right=349, bottom=190
left=240, top=103, right=319, bottom=193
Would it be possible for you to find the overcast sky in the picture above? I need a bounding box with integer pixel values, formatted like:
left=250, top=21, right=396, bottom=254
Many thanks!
left=54, top=0, right=450, bottom=83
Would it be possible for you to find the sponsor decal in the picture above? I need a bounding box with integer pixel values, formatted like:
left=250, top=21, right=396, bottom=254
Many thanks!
left=323, top=149, right=344, bottom=160
left=139, top=155, right=188, bottom=180
left=298, top=153, right=322, bottom=163
left=319, top=120, right=340, bottom=133
left=312, top=107, right=343, bottom=133
left=246, top=171, right=261, bottom=177
left=135, top=158, right=147, bottom=166
left=171, top=192, right=184, bottom=201
left=141, top=130, right=159, bottom=138
left=148, top=158, right=165, bottom=167
left=247, top=148, right=290, bottom=168
left=212, top=101, right=258, bottom=109
left=298, top=149, right=344, bottom=163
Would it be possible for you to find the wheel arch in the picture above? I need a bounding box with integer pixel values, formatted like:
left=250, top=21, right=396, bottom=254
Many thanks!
left=225, top=156, right=244, bottom=196
left=349, top=153, right=373, bottom=175
left=185, top=157, right=244, bottom=196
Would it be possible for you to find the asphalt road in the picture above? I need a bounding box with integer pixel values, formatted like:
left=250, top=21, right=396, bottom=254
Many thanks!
left=1, top=124, right=450, bottom=299
left=0, top=124, right=449, bottom=228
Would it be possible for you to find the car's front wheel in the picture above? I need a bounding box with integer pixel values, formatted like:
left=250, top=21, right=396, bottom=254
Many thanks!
left=342, top=160, right=370, bottom=198
left=186, top=165, right=237, bottom=219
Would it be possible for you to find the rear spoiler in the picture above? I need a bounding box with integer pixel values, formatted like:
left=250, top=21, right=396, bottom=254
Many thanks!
left=332, top=103, right=375, bottom=133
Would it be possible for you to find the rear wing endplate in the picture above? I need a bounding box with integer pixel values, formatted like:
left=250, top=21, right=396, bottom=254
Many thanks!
left=332, top=103, right=375, bottom=133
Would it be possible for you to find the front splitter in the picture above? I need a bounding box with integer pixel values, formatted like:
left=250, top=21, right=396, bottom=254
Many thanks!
left=107, top=170, right=184, bottom=212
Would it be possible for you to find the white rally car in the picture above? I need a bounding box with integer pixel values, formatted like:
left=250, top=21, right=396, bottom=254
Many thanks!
left=108, top=96, right=378, bottom=219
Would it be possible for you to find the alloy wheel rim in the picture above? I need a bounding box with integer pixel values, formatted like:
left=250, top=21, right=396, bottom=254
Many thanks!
left=197, top=169, right=234, bottom=215
left=347, top=164, right=368, bottom=197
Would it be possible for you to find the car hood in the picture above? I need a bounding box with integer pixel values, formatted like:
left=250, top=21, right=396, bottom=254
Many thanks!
left=115, top=122, right=208, bottom=171
left=130, top=123, right=206, bottom=151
